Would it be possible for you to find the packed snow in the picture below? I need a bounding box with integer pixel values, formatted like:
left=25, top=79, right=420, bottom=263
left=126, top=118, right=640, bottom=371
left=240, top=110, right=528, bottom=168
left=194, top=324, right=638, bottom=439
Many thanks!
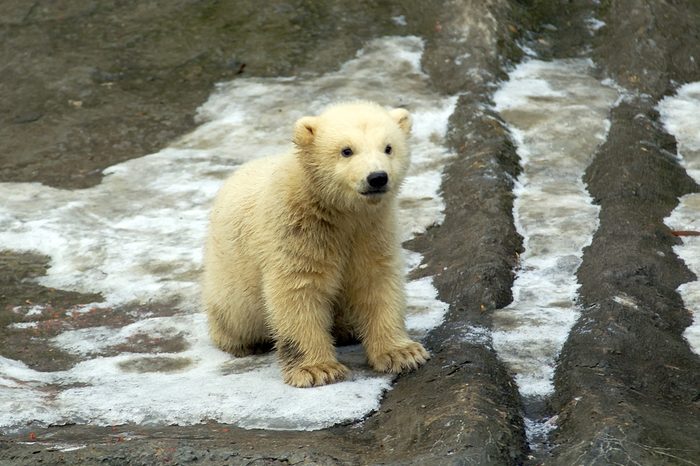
left=658, top=82, right=700, bottom=355
left=0, top=36, right=452, bottom=432
left=492, top=58, right=618, bottom=442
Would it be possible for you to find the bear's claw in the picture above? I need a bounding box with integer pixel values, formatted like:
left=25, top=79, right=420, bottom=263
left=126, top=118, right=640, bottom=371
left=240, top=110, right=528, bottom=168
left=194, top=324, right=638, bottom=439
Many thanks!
left=283, top=361, right=350, bottom=388
left=370, top=342, right=430, bottom=373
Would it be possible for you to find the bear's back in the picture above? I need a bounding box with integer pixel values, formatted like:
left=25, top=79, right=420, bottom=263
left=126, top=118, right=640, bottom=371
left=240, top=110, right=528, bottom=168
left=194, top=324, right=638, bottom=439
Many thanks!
left=208, top=152, right=298, bottom=256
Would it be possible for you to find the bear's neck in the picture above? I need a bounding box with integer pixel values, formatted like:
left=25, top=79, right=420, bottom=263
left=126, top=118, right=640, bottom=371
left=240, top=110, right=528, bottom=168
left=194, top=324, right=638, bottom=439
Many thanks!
left=285, top=176, right=348, bottom=228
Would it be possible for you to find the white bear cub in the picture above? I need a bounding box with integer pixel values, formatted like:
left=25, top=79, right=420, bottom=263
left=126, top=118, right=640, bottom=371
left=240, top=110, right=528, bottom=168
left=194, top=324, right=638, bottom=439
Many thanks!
left=202, top=101, right=429, bottom=387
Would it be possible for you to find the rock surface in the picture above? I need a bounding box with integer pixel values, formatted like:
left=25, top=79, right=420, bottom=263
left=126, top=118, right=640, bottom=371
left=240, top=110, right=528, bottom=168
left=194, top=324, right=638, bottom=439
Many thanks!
left=2, top=0, right=699, bottom=465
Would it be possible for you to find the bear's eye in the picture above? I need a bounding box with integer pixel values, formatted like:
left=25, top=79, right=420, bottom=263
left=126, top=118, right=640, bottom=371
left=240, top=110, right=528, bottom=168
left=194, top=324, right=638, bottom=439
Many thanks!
left=384, top=144, right=393, bottom=155
left=341, top=147, right=353, bottom=157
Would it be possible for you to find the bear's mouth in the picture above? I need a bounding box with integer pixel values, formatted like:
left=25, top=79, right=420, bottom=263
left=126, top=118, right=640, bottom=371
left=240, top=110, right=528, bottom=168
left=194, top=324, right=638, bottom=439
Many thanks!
left=360, top=187, right=388, bottom=196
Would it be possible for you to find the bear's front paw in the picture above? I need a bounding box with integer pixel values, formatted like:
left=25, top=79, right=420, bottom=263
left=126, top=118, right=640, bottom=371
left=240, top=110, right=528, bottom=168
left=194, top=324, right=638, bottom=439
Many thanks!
left=283, top=361, right=350, bottom=388
left=369, top=342, right=430, bottom=373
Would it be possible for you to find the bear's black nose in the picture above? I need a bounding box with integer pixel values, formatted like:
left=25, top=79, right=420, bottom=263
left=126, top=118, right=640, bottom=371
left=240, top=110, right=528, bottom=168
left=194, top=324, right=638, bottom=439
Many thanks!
left=367, top=171, right=388, bottom=189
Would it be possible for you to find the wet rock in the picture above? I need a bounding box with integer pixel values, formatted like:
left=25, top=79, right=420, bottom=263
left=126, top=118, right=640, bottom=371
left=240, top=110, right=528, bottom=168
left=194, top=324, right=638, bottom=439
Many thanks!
left=0, top=0, right=530, bottom=464
left=12, top=112, right=43, bottom=124
left=118, top=356, right=193, bottom=374
left=0, top=251, right=102, bottom=371
left=511, top=1, right=700, bottom=463
left=550, top=97, right=700, bottom=466
left=11, top=0, right=700, bottom=464
left=0, top=0, right=408, bottom=190
left=591, top=0, right=700, bottom=99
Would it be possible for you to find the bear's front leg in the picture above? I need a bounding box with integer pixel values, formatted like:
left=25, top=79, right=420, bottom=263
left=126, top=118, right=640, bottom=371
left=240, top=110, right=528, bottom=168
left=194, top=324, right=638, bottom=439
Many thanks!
left=263, top=275, right=349, bottom=388
left=346, top=254, right=429, bottom=374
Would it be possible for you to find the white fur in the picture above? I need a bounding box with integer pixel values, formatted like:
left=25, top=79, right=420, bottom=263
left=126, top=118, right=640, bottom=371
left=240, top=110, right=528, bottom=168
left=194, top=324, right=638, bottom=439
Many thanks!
left=202, top=102, right=429, bottom=387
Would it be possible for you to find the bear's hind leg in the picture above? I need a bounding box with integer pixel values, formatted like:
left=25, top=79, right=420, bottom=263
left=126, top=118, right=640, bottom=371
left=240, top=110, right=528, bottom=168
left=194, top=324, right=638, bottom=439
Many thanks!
left=203, top=244, right=272, bottom=357
left=205, top=293, right=272, bottom=357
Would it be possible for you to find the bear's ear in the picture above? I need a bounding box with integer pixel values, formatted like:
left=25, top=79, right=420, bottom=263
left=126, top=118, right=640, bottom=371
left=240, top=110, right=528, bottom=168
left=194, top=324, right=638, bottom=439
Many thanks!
left=389, top=108, right=412, bottom=135
left=293, top=116, right=319, bottom=147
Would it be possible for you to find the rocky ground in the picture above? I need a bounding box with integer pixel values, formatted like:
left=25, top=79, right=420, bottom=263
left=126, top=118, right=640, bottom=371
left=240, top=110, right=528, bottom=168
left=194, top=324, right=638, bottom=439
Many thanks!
left=1, top=0, right=699, bottom=464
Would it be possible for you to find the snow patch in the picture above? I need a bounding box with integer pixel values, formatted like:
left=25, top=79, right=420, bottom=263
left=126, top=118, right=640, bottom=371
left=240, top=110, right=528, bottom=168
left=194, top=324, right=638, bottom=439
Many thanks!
left=391, top=15, right=407, bottom=27
left=585, top=17, right=606, bottom=33
left=612, top=294, right=639, bottom=310
left=460, top=325, right=491, bottom=346
left=525, top=415, right=559, bottom=450
left=0, top=36, right=453, bottom=432
left=658, top=82, right=700, bottom=354
left=492, top=59, right=618, bottom=399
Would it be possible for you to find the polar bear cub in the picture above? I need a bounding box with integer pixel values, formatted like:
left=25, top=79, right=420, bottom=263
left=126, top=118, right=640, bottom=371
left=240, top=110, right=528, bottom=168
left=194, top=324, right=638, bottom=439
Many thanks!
left=202, top=101, right=429, bottom=387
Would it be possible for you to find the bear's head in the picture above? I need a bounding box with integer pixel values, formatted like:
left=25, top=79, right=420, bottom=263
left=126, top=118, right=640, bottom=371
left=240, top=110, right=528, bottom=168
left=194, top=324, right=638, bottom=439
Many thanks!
left=293, top=101, right=411, bottom=210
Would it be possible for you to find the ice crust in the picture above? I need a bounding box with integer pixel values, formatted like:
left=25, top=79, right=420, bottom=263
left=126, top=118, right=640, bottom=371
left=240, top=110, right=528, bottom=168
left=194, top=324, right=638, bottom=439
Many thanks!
left=658, top=82, right=700, bottom=354
left=492, top=59, right=618, bottom=399
left=0, top=36, right=453, bottom=431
